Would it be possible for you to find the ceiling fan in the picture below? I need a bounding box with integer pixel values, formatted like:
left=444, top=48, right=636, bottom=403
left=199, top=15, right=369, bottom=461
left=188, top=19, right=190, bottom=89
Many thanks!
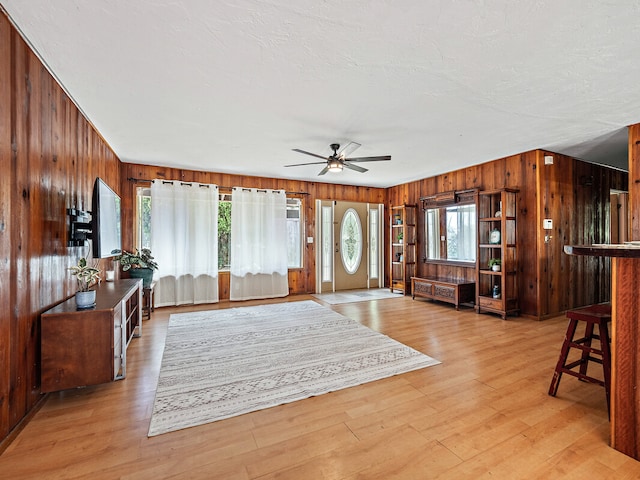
left=285, top=142, right=391, bottom=176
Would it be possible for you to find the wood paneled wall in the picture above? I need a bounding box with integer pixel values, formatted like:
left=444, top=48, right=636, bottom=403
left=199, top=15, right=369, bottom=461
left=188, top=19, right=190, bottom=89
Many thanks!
left=120, top=164, right=387, bottom=298
left=388, top=150, right=627, bottom=318
left=0, top=13, right=121, bottom=445
left=630, top=123, right=640, bottom=239
left=537, top=152, right=627, bottom=317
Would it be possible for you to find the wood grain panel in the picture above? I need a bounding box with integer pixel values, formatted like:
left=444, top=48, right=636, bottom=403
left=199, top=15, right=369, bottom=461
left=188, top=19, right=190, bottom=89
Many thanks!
left=611, top=257, right=640, bottom=459
left=0, top=12, right=12, bottom=440
left=1, top=12, right=121, bottom=446
left=630, top=123, right=640, bottom=240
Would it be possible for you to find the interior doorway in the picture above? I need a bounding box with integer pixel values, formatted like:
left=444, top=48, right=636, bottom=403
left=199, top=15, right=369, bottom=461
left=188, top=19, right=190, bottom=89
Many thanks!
left=611, top=190, right=629, bottom=243
left=316, top=200, right=384, bottom=293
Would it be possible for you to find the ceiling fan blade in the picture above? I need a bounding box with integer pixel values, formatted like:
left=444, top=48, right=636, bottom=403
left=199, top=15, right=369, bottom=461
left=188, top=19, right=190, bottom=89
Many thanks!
left=284, top=161, right=328, bottom=167
left=317, top=166, right=329, bottom=176
left=343, top=162, right=368, bottom=173
left=338, top=142, right=361, bottom=158
left=292, top=148, right=328, bottom=161
left=346, top=155, right=391, bottom=162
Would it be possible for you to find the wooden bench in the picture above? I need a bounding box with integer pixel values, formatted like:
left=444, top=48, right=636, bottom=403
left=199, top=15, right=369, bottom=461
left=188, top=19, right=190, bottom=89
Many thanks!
left=411, top=277, right=475, bottom=310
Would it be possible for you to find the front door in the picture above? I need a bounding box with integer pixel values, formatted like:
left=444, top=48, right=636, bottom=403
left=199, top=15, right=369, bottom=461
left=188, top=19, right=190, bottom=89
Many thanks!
left=316, top=200, right=384, bottom=293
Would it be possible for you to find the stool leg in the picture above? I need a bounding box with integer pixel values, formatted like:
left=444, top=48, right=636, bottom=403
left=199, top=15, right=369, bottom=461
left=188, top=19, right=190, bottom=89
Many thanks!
left=579, top=321, right=595, bottom=377
left=599, top=319, right=612, bottom=415
left=549, top=319, right=578, bottom=397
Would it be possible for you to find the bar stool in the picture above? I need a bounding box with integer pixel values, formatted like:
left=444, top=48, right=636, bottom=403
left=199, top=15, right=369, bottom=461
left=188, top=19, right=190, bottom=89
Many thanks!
left=548, top=303, right=612, bottom=412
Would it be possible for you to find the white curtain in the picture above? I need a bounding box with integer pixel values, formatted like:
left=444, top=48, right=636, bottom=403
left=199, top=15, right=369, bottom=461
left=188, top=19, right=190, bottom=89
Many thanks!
left=230, top=187, right=288, bottom=301
left=151, top=180, right=219, bottom=306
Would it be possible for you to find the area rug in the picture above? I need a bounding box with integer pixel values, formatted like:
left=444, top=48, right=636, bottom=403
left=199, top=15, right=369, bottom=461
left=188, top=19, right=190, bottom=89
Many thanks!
left=148, top=300, right=439, bottom=436
left=311, top=288, right=403, bottom=305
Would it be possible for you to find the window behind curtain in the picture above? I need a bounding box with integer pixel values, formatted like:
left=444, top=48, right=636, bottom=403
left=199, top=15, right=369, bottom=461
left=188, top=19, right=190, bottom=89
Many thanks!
left=136, top=189, right=303, bottom=270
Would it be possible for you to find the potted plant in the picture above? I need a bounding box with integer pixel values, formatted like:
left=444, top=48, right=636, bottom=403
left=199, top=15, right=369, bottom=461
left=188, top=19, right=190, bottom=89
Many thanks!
left=69, top=257, right=101, bottom=308
left=488, top=258, right=501, bottom=272
left=116, top=248, right=158, bottom=288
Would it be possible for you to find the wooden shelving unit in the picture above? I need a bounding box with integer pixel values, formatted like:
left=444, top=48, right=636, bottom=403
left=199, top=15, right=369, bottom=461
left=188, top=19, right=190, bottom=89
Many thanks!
left=390, top=204, right=417, bottom=294
left=476, top=189, right=519, bottom=318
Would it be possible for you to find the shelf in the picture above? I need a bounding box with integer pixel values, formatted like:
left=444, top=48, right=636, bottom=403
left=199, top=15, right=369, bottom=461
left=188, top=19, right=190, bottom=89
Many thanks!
left=390, top=204, right=417, bottom=295
left=476, top=189, right=519, bottom=318
left=479, top=269, right=502, bottom=276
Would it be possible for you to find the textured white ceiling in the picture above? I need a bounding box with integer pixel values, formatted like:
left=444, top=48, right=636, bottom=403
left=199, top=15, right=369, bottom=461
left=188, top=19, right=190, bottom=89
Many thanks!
left=2, top=1, right=637, bottom=187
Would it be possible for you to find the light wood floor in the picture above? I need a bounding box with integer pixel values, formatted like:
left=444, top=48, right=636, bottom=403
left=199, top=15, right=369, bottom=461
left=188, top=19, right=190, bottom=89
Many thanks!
left=2, top=295, right=640, bottom=479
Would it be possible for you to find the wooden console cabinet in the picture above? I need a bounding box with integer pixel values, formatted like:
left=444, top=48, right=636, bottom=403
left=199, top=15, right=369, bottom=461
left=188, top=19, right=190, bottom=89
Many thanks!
left=41, top=279, right=142, bottom=392
left=411, top=277, right=475, bottom=310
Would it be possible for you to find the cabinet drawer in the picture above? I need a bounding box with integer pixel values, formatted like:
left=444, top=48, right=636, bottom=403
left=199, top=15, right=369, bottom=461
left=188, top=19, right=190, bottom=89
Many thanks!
left=478, top=296, right=502, bottom=310
left=433, top=283, right=456, bottom=301
left=413, top=280, right=433, bottom=296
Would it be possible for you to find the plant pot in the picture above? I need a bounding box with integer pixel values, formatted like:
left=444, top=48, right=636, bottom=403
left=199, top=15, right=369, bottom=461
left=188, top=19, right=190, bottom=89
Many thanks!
left=128, top=267, right=154, bottom=288
left=491, top=265, right=501, bottom=272
left=75, top=290, right=96, bottom=309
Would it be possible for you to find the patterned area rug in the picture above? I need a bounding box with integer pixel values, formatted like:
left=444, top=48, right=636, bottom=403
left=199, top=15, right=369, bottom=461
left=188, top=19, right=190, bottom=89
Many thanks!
left=311, top=288, right=403, bottom=305
left=148, top=300, right=440, bottom=436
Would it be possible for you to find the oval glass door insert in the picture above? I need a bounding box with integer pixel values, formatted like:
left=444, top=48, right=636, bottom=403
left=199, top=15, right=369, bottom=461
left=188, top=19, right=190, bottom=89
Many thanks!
left=340, top=208, right=362, bottom=274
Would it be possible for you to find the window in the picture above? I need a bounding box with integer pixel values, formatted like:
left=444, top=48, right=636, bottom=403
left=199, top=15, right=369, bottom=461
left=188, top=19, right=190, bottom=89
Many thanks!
left=369, top=208, right=379, bottom=280
left=444, top=204, right=476, bottom=262
left=425, top=207, right=440, bottom=260
left=321, top=205, right=333, bottom=282
left=218, top=194, right=231, bottom=270
left=136, top=187, right=152, bottom=250
left=135, top=188, right=303, bottom=271
left=423, top=190, right=477, bottom=263
left=286, top=198, right=303, bottom=269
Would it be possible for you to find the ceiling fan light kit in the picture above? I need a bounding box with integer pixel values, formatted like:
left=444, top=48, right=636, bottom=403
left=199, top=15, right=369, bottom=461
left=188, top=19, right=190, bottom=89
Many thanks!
left=285, top=142, right=391, bottom=176
left=327, top=158, right=343, bottom=172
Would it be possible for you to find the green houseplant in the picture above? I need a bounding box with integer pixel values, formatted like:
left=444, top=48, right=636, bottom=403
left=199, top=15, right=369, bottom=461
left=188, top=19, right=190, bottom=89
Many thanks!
left=69, top=257, right=101, bottom=308
left=116, top=248, right=158, bottom=288
left=488, top=258, right=501, bottom=271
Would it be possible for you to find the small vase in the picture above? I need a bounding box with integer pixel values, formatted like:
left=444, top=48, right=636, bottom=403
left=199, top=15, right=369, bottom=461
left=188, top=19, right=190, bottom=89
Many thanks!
left=76, top=290, right=96, bottom=309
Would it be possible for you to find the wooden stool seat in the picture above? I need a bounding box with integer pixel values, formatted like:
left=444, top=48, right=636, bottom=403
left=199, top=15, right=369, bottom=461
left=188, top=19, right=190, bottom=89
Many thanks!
left=548, top=303, right=612, bottom=412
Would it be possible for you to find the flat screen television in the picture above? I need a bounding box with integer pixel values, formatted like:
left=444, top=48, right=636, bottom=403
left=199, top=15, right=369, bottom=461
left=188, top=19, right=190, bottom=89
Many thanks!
left=91, top=177, right=122, bottom=258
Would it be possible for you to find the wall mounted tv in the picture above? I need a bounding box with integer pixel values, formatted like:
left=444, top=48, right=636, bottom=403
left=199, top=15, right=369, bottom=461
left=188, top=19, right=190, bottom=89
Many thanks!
left=91, top=177, right=122, bottom=258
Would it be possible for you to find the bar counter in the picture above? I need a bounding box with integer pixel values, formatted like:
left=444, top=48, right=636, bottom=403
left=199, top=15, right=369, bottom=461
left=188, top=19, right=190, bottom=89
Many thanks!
left=564, top=244, right=640, bottom=459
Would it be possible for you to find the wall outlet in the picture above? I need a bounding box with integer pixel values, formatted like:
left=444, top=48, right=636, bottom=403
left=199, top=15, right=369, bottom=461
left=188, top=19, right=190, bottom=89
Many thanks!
left=543, top=219, right=553, bottom=229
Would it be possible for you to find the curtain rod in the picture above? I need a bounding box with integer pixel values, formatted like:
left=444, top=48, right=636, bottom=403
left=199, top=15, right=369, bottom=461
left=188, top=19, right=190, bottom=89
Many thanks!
left=127, top=177, right=309, bottom=195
